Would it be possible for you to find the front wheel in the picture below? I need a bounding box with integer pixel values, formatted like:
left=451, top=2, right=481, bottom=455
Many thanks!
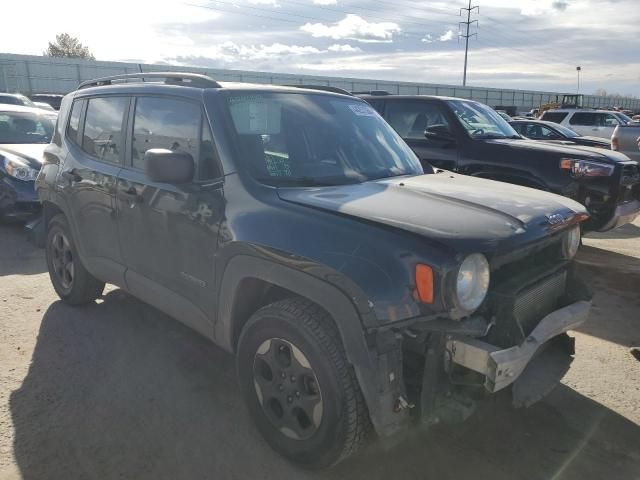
left=45, top=214, right=105, bottom=305
left=237, top=298, right=370, bottom=468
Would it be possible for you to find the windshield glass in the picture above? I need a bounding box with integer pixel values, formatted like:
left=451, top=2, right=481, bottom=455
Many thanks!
left=224, top=92, right=424, bottom=186
left=613, top=112, right=632, bottom=124
left=0, top=112, right=55, bottom=144
left=552, top=123, right=580, bottom=138
left=447, top=100, right=519, bottom=139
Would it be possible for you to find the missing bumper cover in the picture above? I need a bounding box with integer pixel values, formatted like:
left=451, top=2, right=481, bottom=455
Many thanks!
left=445, top=300, right=591, bottom=394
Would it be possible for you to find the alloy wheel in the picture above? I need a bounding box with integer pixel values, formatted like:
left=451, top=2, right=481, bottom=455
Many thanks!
left=50, top=231, right=74, bottom=290
left=253, top=338, right=323, bottom=440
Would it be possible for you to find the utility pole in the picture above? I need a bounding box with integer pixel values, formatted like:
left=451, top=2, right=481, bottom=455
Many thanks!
left=460, top=0, right=479, bottom=86
left=576, top=66, right=582, bottom=94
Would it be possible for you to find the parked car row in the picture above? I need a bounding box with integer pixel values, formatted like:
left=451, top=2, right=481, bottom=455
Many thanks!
left=0, top=73, right=637, bottom=469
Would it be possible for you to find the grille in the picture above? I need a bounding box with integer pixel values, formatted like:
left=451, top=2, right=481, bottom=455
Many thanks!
left=621, top=164, right=639, bottom=185
left=514, top=270, right=567, bottom=336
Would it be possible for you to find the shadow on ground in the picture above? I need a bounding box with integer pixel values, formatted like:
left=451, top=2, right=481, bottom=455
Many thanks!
left=584, top=222, right=640, bottom=241
left=10, top=290, right=640, bottom=480
left=0, top=224, right=46, bottom=276
left=575, top=246, right=640, bottom=347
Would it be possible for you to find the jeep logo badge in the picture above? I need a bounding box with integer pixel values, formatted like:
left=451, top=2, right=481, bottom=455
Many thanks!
left=546, top=213, right=566, bottom=226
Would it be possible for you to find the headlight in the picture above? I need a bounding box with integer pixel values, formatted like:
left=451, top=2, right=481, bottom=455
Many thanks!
left=562, top=225, right=581, bottom=259
left=3, top=155, right=39, bottom=181
left=455, top=253, right=490, bottom=315
left=560, top=158, right=614, bottom=177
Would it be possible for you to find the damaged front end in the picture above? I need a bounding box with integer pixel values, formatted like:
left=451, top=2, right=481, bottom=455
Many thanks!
left=372, top=248, right=592, bottom=433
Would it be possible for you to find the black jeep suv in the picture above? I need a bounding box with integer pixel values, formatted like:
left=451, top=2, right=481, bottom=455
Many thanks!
left=37, top=73, right=592, bottom=468
left=358, top=93, right=640, bottom=232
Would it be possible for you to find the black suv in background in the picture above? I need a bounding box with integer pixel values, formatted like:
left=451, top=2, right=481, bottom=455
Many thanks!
left=38, top=73, right=592, bottom=468
left=358, top=93, right=640, bottom=232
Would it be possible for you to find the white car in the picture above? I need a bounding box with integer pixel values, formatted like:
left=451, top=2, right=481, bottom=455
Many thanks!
left=540, top=109, right=628, bottom=139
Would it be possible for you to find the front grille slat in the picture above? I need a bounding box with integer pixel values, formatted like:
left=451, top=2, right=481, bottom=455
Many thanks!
left=514, top=271, right=567, bottom=336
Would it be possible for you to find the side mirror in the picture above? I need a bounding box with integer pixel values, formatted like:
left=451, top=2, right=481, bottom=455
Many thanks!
left=424, top=124, right=455, bottom=142
left=144, top=149, right=194, bottom=184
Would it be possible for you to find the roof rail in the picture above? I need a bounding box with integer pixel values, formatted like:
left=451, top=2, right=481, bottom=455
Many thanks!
left=287, top=85, right=353, bottom=96
left=351, top=90, right=391, bottom=96
left=78, top=72, right=221, bottom=90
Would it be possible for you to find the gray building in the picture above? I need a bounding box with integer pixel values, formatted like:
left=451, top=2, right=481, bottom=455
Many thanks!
left=1, top=52, right=638, bottom=112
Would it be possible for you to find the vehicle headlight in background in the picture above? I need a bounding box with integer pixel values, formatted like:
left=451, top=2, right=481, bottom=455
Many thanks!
left=455, top=253, right=490, bottom=314
left=560, top=158, right=614, bottom=177
left=2, top=154, right=39, bottom=181
left=562, top=225, right=581, bottom=259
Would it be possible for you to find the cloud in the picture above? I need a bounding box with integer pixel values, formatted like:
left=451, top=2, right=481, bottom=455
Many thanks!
left=422, top=34, right=434, bottom=43
left=219, top=41, right=323, bottom=60
left=248, top=0, right=280, bottom=6
left=327, top=43, right=362, bottom=53
left=300, top=14, right=400, bottom=43
left=552, top=0, right=569, bottom=10
left=313, top=0, right=337, bottom=4
left=439, top=29, right=455, bottom=41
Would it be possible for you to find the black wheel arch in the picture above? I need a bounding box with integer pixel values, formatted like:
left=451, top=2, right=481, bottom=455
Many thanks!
left=215, top=254, right=409, bottom=436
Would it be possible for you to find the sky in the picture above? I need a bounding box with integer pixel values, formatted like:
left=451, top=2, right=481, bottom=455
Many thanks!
left=3, top=0, right=640, bottom=96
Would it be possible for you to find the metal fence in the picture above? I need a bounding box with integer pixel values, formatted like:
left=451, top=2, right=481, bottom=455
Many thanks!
left=2, top=52, right=639, bottom=111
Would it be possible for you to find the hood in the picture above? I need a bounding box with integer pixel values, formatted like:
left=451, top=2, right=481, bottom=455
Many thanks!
left=490, top=138, right=628, bottom=163
left=0, top=144, right=47, bottom=169
left=277, top=173, right=587, bottom=253
left=577, top=136, right=611, bottom=145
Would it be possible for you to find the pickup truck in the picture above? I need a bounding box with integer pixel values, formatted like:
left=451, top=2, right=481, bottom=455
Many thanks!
left=358, top=93, right=640, bottom=232
left=612, top=124, right=640, bottom=162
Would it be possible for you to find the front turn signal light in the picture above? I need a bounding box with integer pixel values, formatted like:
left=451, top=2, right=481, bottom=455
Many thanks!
left=414, top=264, right=434, bottom=304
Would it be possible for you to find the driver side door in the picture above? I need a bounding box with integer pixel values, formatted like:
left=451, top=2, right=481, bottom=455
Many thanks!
left=380, top=99, right=458, bottom=171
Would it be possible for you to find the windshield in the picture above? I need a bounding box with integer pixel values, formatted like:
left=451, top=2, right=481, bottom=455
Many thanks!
left=613, top=112, right=632, bottom=124
left=552, top=123, right=581, bottom=138
left=447, top=100, right=520, bottom=139
left=0, top=112, right=55, bottom=144
left=224, top=92, right=423, bottom=186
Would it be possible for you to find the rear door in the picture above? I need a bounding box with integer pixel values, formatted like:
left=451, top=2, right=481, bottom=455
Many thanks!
left=61, top=95, right=128, bottom=284
left=115, top=95, right=225, bottom=336
left=381, top=99, right=458, bottom=171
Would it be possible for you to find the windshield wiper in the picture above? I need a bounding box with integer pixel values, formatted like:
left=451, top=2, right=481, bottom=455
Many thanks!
left=475, top=133, right=508, bottom=140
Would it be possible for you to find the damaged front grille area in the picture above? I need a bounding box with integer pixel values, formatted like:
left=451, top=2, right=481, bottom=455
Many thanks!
left=514, top=270, right=567, bottom=336
left=485, top=241, right=570, bottom=349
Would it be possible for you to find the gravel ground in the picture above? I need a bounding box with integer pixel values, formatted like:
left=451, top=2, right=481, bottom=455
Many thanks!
left=0, top=220, right=639, bottom=480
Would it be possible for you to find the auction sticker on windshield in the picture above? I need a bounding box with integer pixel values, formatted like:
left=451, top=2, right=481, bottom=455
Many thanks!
left=348, top=103, right=377, bottom=117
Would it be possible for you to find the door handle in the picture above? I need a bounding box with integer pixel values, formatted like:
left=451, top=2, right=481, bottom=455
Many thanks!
left=120, top=187, right=142, bottom=204
left=61, top=169, right=81, bottom=183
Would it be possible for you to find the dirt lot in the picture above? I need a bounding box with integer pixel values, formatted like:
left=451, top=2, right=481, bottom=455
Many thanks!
left=1, top=221, right=639, bottom=480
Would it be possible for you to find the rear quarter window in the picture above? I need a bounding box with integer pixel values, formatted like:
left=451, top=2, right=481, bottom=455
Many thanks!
left=540, top=111, right=569, bottom=123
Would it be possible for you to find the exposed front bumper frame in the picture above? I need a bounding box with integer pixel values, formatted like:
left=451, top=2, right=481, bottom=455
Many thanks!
left=446, top=300, right=591, bottom=393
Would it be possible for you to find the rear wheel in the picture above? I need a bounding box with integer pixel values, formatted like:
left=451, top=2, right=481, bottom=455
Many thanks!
left=237, top=298, right=370, bottom=468
left=45, top=214, right=104, bottom=305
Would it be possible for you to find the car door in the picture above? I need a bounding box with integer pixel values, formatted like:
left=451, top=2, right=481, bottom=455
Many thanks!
left=381, top=99, right=458, bottom=171
left=61, top=95, right=128, bottom=284
left=567, top=111, right=617, bottom=138
left=115, top=95, right=225, bottom=337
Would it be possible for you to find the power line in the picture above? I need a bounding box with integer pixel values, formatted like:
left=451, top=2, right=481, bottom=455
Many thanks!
left=459, top=0, right=478, bottom=86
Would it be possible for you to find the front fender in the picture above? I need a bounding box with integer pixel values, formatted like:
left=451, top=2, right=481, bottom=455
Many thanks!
left=215, top=254, right=409, bottom=436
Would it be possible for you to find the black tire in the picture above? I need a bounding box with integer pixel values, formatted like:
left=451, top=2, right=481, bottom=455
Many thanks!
left=237, top=297, right=371, bottom=469
left=45, top=214, right=105, bottom=305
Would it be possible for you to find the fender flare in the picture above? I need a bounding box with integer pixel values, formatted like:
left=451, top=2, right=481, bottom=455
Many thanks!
left=215, top=254, right=400, bottom=435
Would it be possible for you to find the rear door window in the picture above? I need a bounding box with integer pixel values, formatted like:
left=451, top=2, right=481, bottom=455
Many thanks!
left=569, top=112, right=597, bottom=126
left=82, top=96, right=128, bottom=163
left=540, top=111, right=569, bottom=123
